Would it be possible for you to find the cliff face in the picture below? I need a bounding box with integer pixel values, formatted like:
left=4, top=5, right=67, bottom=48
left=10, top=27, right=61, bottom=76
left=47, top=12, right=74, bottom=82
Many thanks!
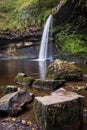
left=53, top=0, right=87, bottom=58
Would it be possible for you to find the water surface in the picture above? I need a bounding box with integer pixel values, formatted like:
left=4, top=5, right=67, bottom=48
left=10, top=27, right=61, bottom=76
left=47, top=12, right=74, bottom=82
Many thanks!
left=0, top=58, right=87, bottom=129
left=0, top=59, right=48, bottom=86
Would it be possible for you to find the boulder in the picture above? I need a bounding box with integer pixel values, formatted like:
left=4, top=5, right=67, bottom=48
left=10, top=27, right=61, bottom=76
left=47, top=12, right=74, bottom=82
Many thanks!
left=5, top=85, right=18, bottom=94
left=33, top=88, right=84, bottom=130
left=0, top=89, right=33, bottom=115
left=32, top=79, right=65, bottom=90
left=46, top=59, right=83, bottom=81
left=14, top=73, right=34, bottom=86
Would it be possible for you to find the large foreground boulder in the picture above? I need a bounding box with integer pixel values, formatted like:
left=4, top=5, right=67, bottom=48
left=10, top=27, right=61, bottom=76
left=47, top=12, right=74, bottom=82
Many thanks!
left=46, top=59, right=83, bottom=81
left=32, top=79, right=65, bottom=90
left=33, top=88, right=84, bottom=130
left=0, top=89, right=33, bottom=115
left=14, top=73, right=34, bottom=86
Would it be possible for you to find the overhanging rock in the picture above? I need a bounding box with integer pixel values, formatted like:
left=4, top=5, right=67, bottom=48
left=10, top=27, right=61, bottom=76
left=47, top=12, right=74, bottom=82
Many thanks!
left=33, top=88, right=84, bottom=130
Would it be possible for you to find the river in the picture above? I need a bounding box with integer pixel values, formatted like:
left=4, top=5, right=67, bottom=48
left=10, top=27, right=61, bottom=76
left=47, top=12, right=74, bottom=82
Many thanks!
left=0, top=57, right=87, bottom=130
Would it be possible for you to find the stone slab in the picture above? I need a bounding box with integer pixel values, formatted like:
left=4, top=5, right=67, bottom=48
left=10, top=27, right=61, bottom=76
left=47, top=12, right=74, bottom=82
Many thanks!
left=34, top=88, right=84, bottom=130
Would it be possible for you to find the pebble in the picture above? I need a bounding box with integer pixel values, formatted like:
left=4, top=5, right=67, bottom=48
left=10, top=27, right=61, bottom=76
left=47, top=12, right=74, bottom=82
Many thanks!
left=21, top=119, right=26, bottom=125
left=83, top=109, right=87, bottom=118
left=0, top=117, right=40, bottom=130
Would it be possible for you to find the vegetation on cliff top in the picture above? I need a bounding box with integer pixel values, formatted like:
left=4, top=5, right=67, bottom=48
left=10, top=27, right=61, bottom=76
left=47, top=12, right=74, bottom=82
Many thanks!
left=0, top=0, right=59, bottom=31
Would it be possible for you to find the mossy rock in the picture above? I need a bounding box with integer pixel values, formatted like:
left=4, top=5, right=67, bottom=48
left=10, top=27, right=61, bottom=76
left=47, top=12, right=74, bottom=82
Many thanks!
left=46, top=59, right=83, bottom=81
left=33, top=88, right=84, bottom=130
left=5, top=85, right=18, bottom=94
left=32, top=79, right=65, bottom=90
left=14, top=73, right=34, bottom=87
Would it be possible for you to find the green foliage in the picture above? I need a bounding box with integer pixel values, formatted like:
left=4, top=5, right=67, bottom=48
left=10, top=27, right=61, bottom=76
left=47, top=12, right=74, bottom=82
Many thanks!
left=54, top=0, right=87, bottom=58
left=37, top=9, right=51, bottom=26
left=0, top=0, right=60, bottom=31
left=55, top=30, right=87, bottom=57
left=62, top=34, right=87, bottom=54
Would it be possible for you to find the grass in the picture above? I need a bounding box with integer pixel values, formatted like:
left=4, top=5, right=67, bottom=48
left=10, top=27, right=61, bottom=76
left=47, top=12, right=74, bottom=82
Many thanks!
left=0, top=0, right=60, bottom=31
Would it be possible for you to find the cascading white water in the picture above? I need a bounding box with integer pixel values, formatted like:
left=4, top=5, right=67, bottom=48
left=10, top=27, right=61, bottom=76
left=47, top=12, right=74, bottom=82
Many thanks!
left=39, top=61, right=47, bottom=80
left=39, top=14, right=53, bottom=60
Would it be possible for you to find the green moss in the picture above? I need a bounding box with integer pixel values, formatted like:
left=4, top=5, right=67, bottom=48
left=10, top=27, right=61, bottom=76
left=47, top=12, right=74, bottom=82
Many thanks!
left=55, top=30, right=87, bottom=56
left=46, top=60, right=83, bottom=81
left=33, top=79, right=53, bottom=90
left=34, top=97, right=84, bottom=130
left=15, top=74, right=34, bottom=86
left=33, top=78, right=65, bottom=90
left=53, top=0, right=87, bottom=58
left=47, top=101, right=83, bottom=129
left=0, top=0, right=60, bottom=31
left=33, top=79, right=53, bottom=87
left=33, top=99, right=48, bottom=129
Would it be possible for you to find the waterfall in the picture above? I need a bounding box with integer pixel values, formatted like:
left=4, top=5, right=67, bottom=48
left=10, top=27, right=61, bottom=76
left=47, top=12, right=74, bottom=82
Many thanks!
left=39, top=61, right=47, bottom=80
left=39, top=14, right=53, bottom=60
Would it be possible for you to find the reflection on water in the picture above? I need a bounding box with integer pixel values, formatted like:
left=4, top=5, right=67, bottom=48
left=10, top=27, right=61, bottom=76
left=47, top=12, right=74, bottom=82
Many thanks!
left=0, top=59, right=87, bottom=86
left=0, top=59, right=49, bottom=86
left=38, top=61, right=47, bottom=80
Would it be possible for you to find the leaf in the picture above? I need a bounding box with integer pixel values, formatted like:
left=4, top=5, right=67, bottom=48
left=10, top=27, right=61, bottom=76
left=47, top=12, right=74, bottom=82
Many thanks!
left=2, top=99, right=8, bottom=103
left=27, top=121, right=32, bottom=125
left=12, top=118, right=16, bottom=122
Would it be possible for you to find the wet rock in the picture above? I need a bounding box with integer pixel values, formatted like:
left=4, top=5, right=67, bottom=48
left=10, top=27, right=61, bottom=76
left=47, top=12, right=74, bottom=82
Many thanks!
left=32, top=79, right=65, bottom=90
left=24, top=42, right=33, bottom=47
left=0, top=89, right=33, bottom=115
left=14, top=73, right=34, bottom=87
left=6, top=47, right=17, bottom=56
left=46, top=59, right=83, bottom=81
left=0, top=27, right=42, bottom=45
left=83, top=74, right=87, bottom=81
left=34, top=88, right=84, bottom=130
left=5, top=85, right=18, bottom=94
left=83, top=109, right=87, bottom=118
left=83, top=60, right=87, bottom=65
left=15, top=42, right=33, bottom=48
left=84, top=83, right=87, bottom=90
